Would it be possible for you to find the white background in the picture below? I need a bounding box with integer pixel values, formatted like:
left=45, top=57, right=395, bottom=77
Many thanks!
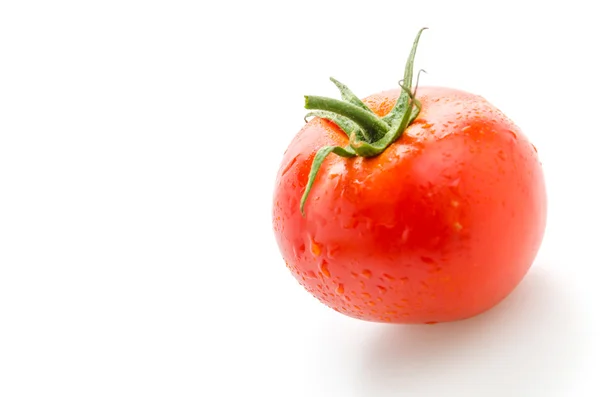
left=1, top=1, right=598, bottom=396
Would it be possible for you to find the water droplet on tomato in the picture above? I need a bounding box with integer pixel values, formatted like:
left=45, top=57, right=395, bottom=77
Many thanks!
left=361, top=269, right=372, bottom=279
left=508, top=130, right=517, bottom=140
left=497, top=150, right=506, bottom=161
left=427, top=266, right=443, bottom=274
left=281, top=155, right=299, bottom=177
left=421, top=256, right=435, bottom=264
left=327, top=244, right=340, bottom=258
left=336, top=284, right=345, bottom=295
left=319, top=261, right=331, bottom=278
left=361, top=292, right=371, bottom=299
left=343, top=217, right=359, bottom=229
left=377, top=286, right=387, bottom=294
left=382, top=273, right=395, bottom=281
left=449, top=178, right=460, bottom=188
left=306, top=270, right=317, bottom=279
left=292, top=243, right=305, bottom=259
left=401, top=227, right=410, bottom=243
left=310, top=238, right=322, bottom=257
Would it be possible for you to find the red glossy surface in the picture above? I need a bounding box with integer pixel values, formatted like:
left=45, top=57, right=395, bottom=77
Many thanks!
left=272, top=87, right=546, bottom=323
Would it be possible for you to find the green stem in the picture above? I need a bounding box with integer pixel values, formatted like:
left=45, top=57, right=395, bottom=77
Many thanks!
left=383, top=27, right=427, bottom=125
left=305, top=96, right=389, bottom=142
left=329, top=77, right=374, bottom=113
left=350, top=83, right=421, bottom=157
left=305, top=110, right=367, bottom=141
left=299, top=28, right=428, bottom=216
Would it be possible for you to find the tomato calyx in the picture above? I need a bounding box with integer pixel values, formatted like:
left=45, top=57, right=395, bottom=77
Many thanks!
left=300, top=28, right=428, bottom=216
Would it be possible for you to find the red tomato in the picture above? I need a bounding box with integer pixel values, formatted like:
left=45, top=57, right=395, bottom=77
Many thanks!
left=272, top=31, right=546, bottom=324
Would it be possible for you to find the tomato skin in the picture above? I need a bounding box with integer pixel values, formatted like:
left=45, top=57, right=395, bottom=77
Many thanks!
left=272, top=87, right=546, bottom=324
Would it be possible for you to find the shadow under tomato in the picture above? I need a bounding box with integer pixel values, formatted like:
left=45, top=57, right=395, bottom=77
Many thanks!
left=354, top=267, right=585, bottom=397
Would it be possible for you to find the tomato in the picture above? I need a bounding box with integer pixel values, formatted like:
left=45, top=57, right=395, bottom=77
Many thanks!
left=272, top=29, right=546, bottom=324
